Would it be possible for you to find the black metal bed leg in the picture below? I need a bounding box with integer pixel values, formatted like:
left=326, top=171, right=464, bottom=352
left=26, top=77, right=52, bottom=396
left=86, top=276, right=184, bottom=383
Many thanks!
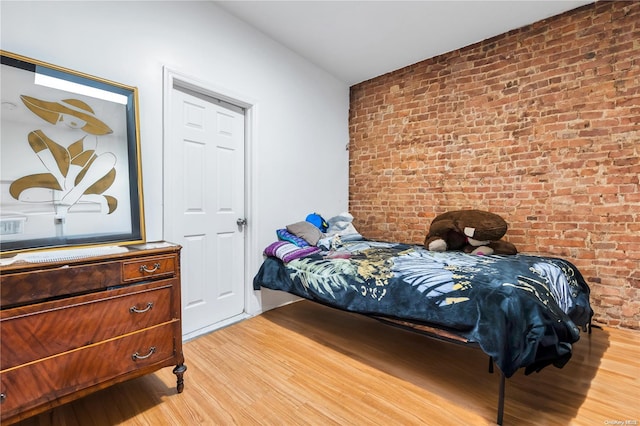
left=497, top=371, right=505, bottom=425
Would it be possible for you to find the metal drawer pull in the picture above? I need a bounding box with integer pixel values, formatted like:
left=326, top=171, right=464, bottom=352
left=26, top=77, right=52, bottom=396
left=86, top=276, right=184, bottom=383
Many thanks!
left=132, top=346, right=156, bottom=361
left=139, top=262, right=161, bottom=273
left=129, top=302, right=154, bottom=314
left=0, top=392, right=6, bottom=403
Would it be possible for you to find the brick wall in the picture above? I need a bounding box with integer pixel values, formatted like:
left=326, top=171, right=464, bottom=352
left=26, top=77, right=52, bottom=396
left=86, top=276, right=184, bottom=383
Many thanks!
left=348, top=1, right=639, bottom=329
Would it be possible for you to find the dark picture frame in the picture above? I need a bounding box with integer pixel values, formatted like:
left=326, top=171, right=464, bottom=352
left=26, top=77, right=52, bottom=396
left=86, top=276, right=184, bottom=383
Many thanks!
left=0, top=51, right=145, bottom=254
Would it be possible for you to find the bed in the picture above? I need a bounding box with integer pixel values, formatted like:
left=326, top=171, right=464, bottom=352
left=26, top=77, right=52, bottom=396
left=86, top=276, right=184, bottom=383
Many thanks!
left=253, top=239, right=593, bottom=424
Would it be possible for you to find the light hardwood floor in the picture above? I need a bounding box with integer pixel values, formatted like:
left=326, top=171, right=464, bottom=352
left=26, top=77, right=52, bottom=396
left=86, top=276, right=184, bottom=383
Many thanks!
left=16, top=300, right=640, bottom=425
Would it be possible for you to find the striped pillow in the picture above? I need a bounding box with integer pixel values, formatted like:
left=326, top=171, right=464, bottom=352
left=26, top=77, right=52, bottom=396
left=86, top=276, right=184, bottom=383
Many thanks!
left=264, top=241, right=320, bottom=263
left=276, top=228, right=310, bottom=247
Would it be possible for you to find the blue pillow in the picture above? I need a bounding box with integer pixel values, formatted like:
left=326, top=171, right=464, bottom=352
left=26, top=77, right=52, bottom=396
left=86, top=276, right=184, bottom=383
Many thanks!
left=276, top=229, right=309, bottom=247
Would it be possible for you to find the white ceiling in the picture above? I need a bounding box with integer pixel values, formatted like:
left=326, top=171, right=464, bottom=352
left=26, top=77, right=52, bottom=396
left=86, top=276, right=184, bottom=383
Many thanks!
left=215, top=0, right=594, bottom=86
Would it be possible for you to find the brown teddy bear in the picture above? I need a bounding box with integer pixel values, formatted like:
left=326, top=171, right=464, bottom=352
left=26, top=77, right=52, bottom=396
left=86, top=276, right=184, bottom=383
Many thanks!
left=424, top=210, right=518, bottom=255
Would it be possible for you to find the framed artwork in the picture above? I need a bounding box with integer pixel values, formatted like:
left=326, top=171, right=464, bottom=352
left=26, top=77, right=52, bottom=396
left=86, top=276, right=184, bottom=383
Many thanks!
left=0, top=51, right=145, bottom=254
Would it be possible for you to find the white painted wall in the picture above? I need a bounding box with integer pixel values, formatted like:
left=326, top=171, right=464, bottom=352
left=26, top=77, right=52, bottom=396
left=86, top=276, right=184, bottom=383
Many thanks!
left=1, top=1, right=350, bottom=314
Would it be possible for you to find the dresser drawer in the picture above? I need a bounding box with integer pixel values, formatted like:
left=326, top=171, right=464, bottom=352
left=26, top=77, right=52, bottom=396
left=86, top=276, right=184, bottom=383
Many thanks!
left=1, top=283, right=174, bottom=370
left=0, top=322, right=177, bottom=420
left=0, top=261, right=121, bottom=308
left=122, top=255, right=177, bottom=282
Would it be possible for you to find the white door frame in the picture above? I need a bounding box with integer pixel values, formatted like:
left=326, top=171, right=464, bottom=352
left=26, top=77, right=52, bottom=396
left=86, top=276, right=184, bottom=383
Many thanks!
left=162, top=67, right=258, bottom=338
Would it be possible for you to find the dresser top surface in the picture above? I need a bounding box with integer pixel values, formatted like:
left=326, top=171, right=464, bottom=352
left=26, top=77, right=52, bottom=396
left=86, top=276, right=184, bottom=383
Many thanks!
left=0, top=241, right=180, bottom=273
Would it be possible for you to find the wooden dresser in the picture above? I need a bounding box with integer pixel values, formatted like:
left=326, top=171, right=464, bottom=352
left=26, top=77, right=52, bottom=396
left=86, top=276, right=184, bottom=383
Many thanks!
left=0, top=242, right=186, bottom=424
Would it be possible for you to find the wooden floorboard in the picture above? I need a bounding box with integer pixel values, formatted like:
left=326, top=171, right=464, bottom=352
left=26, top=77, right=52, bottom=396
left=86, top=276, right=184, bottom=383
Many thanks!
left=15, top=300, right=640, bottom=425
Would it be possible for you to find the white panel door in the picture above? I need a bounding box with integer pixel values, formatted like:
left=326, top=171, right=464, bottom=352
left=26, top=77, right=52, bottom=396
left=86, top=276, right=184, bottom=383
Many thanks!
left=171, top=87, right=245, bottom=337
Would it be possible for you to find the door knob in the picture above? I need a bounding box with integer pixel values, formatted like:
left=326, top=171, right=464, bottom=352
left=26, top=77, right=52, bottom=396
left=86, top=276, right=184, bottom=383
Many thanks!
left=236, top=218, right=247, bottom=227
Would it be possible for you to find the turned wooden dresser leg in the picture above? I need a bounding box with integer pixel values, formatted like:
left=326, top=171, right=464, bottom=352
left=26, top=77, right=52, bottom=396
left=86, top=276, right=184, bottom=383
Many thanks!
left=173, top=364, right=187, bottom=393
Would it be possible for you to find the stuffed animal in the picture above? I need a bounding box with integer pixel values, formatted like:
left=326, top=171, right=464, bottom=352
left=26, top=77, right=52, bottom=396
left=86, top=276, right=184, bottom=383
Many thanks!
left=424, top=210, right=517, bottom=255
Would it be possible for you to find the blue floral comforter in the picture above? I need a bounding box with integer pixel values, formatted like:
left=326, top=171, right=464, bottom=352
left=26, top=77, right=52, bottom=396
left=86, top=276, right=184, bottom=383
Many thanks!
left=253, top=240, right=593, bottom=377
